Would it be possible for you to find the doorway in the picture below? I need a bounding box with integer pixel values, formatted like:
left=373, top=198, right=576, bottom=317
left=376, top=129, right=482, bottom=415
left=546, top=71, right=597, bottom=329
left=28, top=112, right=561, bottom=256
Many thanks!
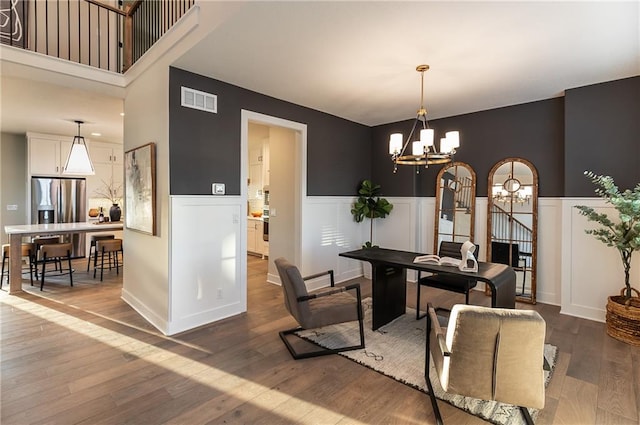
left=241, top=111, right=307, bottom=291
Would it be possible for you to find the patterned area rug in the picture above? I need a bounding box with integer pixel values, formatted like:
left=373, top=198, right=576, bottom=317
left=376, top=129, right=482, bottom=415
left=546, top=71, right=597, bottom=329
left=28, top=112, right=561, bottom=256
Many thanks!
left=297, top=298, right=557, bottom=425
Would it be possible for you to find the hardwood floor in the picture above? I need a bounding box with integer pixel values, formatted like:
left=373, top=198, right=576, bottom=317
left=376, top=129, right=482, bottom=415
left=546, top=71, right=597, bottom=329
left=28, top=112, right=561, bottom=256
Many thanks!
left=1, top=256, right=639, bottom=424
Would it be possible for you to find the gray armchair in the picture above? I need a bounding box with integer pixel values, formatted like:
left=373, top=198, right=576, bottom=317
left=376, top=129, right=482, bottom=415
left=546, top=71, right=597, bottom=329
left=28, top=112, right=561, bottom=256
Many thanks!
left=425, top=303, right=546, bottom=425
left=275, top=257, right=365, bottom=359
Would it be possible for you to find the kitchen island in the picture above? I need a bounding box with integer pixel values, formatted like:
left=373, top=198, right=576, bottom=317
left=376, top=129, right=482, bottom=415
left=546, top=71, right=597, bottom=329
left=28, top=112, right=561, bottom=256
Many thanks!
left=4, top=222, right=124, bottom=294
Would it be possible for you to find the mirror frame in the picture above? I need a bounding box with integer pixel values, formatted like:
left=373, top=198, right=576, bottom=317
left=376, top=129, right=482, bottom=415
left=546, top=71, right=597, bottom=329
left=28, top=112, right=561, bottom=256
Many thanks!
left=486, top=157, right=539, bottom=304
left=433, top=161, right=476, bottom=252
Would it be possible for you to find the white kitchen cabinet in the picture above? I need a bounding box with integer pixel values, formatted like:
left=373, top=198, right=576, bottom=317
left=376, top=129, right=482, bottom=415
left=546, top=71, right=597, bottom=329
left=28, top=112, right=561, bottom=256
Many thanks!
left=247, top=218, right=263, bottom=255
left=86, top=141, right=124, bottom=203
left=28, top=135, right=72, bottom=176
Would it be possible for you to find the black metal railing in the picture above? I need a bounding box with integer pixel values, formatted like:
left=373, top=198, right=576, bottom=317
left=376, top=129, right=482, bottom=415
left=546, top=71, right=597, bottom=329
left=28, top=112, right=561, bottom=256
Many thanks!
left=491, top=203, right=533, bottom=256
left=127, top=0, right=194, bottom=69
left=0, top=0, right=194, bottom=73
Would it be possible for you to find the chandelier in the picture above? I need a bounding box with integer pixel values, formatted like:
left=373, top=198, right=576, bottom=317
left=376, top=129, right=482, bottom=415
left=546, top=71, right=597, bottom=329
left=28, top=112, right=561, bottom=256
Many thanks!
left=389, top=65, right=460, bottom=173
left=492, top=175, right=532, bottom=205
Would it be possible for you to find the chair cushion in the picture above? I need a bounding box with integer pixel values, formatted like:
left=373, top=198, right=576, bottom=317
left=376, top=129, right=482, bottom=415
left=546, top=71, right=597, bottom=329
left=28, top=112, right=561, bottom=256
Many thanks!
left=304, top=290, right=359, bottom=329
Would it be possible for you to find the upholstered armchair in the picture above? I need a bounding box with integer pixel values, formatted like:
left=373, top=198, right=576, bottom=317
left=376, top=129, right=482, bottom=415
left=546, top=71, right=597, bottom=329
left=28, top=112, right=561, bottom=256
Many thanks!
left=275, top=257, right=365, bottom=359
left=425, top=303, right=546, bottom=425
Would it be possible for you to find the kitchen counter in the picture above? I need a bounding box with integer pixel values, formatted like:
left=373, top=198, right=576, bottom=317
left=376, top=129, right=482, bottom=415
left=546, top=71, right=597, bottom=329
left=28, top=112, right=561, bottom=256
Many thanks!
left=4, top=221, right=124, bottom=294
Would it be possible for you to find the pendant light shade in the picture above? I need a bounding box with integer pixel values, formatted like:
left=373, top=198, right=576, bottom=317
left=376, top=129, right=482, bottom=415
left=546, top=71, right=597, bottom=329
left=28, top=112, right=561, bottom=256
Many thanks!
left=63, top=120, right=95, bottom=175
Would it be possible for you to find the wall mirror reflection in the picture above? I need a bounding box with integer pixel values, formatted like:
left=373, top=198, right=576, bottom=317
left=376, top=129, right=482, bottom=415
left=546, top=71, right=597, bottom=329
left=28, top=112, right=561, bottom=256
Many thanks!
left=434, top=162, right=476, bottom=251
left=487, top=158, right=538, bottom=303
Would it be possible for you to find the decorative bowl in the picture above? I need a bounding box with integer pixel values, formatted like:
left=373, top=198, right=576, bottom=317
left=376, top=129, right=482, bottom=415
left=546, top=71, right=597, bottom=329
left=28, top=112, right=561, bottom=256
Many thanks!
left=251, top=211, right=263, bottom=217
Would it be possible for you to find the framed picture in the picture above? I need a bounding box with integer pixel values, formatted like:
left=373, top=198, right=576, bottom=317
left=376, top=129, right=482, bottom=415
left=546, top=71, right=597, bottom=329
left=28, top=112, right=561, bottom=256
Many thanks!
left=124, top=142, right=156, bottom=235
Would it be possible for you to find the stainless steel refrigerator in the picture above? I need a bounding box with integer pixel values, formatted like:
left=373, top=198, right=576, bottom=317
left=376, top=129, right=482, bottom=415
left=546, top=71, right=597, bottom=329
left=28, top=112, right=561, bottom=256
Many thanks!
left=31, top=177, right=87, bottom=258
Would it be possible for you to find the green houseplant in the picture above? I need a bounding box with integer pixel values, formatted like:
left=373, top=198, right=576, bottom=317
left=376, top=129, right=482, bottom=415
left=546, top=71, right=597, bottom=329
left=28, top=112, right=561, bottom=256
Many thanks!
left=351, top=179, right=393, bottom=248
left=575, top=171, right=640, bottom=345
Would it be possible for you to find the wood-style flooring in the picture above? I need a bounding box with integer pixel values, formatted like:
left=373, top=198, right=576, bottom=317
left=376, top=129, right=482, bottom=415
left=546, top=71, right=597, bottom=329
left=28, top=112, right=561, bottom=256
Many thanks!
left=1, top=256, right=639, bottom=424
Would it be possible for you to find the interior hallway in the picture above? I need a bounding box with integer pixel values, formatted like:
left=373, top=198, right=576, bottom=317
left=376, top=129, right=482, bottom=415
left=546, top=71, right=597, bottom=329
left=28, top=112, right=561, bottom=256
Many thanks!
left=0, top=256, right=638, bottom=424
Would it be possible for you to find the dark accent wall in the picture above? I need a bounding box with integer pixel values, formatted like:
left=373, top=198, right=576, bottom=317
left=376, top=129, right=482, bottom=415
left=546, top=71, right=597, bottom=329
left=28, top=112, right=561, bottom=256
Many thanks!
left=372, top=98, right=565, bottom=197
left=169, top=67, right=371, bottom=196
left=564, top=76, right=640, bottom=196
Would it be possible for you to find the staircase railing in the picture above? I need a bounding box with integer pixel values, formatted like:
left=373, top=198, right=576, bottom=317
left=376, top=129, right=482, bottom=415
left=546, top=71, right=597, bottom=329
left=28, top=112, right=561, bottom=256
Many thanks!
left=490, top=203, right=533, bottom=256
left=1, top=0, right=194, bottom=73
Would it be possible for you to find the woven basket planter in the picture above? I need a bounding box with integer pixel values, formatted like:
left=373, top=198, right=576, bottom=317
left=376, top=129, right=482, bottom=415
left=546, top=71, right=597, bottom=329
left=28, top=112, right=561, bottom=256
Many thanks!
left=606, top=288, right=640, bottom=346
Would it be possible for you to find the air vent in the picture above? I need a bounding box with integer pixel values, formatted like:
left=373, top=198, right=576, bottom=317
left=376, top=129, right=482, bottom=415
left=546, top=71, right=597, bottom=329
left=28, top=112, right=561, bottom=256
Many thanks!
left=181, top=86, right=217, bottom=113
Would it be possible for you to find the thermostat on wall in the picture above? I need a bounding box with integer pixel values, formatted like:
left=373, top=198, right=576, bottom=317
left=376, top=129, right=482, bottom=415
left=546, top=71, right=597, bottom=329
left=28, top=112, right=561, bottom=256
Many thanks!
left=212, top=183, right=225, bottom=195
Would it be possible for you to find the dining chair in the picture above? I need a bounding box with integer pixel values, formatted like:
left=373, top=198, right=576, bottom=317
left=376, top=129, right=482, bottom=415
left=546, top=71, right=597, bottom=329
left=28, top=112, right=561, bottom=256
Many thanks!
left=491, top=241, right=527, bottom=294
left=274, top=257, right=365, bottom=359
left=416, top=241, right=479, bottom=319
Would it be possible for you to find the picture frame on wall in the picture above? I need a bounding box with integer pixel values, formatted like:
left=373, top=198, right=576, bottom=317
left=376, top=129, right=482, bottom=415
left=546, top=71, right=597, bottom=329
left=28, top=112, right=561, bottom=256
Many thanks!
left=124, top=142, right=156, bottom=235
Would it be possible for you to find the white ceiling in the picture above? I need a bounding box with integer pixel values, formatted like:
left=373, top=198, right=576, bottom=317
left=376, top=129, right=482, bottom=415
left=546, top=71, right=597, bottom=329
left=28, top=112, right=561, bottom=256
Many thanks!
left=1, top=1, right=638, bottom=143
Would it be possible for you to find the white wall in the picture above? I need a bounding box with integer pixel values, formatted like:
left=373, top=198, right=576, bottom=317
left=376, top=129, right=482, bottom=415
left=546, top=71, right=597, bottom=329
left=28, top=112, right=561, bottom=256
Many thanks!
left=168, top=196, right=245, bottom=334
left=0, top=133, right=28, bottom=243
left=561, top=198, right=639, bottom=322
left=120, top=62, right=170, bottom=332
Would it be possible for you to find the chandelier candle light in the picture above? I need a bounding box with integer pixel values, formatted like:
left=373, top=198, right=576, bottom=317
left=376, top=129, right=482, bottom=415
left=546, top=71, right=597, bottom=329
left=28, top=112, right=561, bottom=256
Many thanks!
left=389, top=65, right=460, bottom=173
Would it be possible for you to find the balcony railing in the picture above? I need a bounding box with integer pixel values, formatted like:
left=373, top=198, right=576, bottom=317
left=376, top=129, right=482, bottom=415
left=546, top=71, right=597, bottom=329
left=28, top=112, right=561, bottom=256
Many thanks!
left=0, top=0, right=195, bottom=73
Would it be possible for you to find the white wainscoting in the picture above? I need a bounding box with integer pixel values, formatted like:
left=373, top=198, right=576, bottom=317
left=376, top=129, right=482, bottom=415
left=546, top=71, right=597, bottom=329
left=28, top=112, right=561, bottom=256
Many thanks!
left=165, top=195, right=618, bottom=333
left=561, top=198, right=640, bottom=322
left=168, top=196, right=246, bottom=335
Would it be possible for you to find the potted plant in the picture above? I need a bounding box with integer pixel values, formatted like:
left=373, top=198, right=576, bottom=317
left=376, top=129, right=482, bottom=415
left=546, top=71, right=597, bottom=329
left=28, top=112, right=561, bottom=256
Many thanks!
left=575, top=171, right=640, bottom=345
left=351, top=179, right=393, bottom=248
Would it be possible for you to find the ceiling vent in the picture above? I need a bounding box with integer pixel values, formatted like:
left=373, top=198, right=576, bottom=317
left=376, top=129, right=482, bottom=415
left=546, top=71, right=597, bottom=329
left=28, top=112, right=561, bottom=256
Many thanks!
left=181, top=86, right=217, bottom=113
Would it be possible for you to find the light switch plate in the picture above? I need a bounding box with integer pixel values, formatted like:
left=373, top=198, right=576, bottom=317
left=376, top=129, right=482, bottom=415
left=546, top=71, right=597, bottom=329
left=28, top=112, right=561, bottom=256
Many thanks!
left=212, top=183, right=225, bottom=195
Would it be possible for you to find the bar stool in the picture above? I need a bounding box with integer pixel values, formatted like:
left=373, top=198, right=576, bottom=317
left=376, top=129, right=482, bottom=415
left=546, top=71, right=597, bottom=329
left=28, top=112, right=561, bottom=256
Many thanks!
left=94, top=239, right=123, bottom=281
left=39, top=243, right=73, bottom=290
left=87, top=234, right=115, bottom=271
left=1, top=243, right=35, bottom=287
left=32, top=235, right=62, bottom=278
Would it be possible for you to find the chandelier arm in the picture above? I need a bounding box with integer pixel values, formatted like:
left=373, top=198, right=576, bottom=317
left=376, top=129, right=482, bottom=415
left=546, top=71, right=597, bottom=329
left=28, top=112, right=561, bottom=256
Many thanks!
left=398, top=113, right=422, bottom=157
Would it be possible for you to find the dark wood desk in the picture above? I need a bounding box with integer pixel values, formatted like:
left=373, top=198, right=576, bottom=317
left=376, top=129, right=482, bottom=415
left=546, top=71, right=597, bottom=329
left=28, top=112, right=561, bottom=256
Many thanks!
left=340, top=247, right=516, bottom=330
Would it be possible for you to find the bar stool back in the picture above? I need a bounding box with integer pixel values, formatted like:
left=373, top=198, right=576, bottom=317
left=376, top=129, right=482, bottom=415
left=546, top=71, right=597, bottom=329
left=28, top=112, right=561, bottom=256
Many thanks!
left=1, top=243, right=35, bottom=287
left=40, top=243, right=73, bottom=291
left=94, top=239, right=123, bottom=281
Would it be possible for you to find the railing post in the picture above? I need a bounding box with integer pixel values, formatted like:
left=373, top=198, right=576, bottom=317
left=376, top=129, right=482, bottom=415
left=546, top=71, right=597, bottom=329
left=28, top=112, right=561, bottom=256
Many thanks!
left=123, top=4, right=133, bottom=72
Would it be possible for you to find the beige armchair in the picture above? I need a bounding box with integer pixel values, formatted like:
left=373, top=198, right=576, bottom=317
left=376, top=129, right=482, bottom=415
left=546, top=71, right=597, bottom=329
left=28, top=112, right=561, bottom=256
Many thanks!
left=275, top=257, right=365, bottom=359
left=425, top=303, right=546, bottom=425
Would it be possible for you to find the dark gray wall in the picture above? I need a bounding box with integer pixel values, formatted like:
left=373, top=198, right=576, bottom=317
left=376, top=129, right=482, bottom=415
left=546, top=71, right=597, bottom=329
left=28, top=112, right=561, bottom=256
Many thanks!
left=169, top=67, right=371, bottom=196
left=372, top=98, right=565, bottom=197
left=170, top=67, right=638, bottom=199
left=564, top=76, right=640, bottom=196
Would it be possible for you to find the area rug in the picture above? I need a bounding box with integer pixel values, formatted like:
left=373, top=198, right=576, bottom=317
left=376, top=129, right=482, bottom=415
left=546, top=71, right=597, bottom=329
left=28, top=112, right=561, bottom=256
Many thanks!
left=297, top=298, right=557, bottom=425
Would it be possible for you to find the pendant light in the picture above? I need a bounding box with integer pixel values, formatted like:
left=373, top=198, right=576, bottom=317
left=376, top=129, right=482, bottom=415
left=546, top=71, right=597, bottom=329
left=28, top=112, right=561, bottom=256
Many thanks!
left=63, top=120, right=95, bottom=175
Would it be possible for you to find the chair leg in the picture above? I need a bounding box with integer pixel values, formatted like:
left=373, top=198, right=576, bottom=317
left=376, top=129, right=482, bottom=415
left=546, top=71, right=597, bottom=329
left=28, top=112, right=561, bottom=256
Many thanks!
left=86, top=244, right=93, bottom=272
left=279, top=320, right=365, bottom=360
left=425, top=310, right=443, bottom=425
left=1, top=253, right=6, bottom=288
left=100, top=249, right=105, bottom=281
left=67, top=250, right=73, bottom=287
left=520, top=406, right=534, bottom=425
left=40, top=255, right=47, bottom=291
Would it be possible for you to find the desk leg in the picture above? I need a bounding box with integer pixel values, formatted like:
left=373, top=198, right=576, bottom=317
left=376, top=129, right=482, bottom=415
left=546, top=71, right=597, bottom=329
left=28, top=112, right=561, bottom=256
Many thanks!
left=8, top=233, right=23, bottom=294
left=371, top=264, right=406, bottom=330
left=489, top=268, right=517, bottom=309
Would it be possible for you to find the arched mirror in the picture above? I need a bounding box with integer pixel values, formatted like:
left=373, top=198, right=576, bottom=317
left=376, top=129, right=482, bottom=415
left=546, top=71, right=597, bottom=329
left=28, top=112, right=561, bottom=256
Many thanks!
left=434, top=162, right=476, bottom=251
left=487, top=158, right=538, bottom=304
